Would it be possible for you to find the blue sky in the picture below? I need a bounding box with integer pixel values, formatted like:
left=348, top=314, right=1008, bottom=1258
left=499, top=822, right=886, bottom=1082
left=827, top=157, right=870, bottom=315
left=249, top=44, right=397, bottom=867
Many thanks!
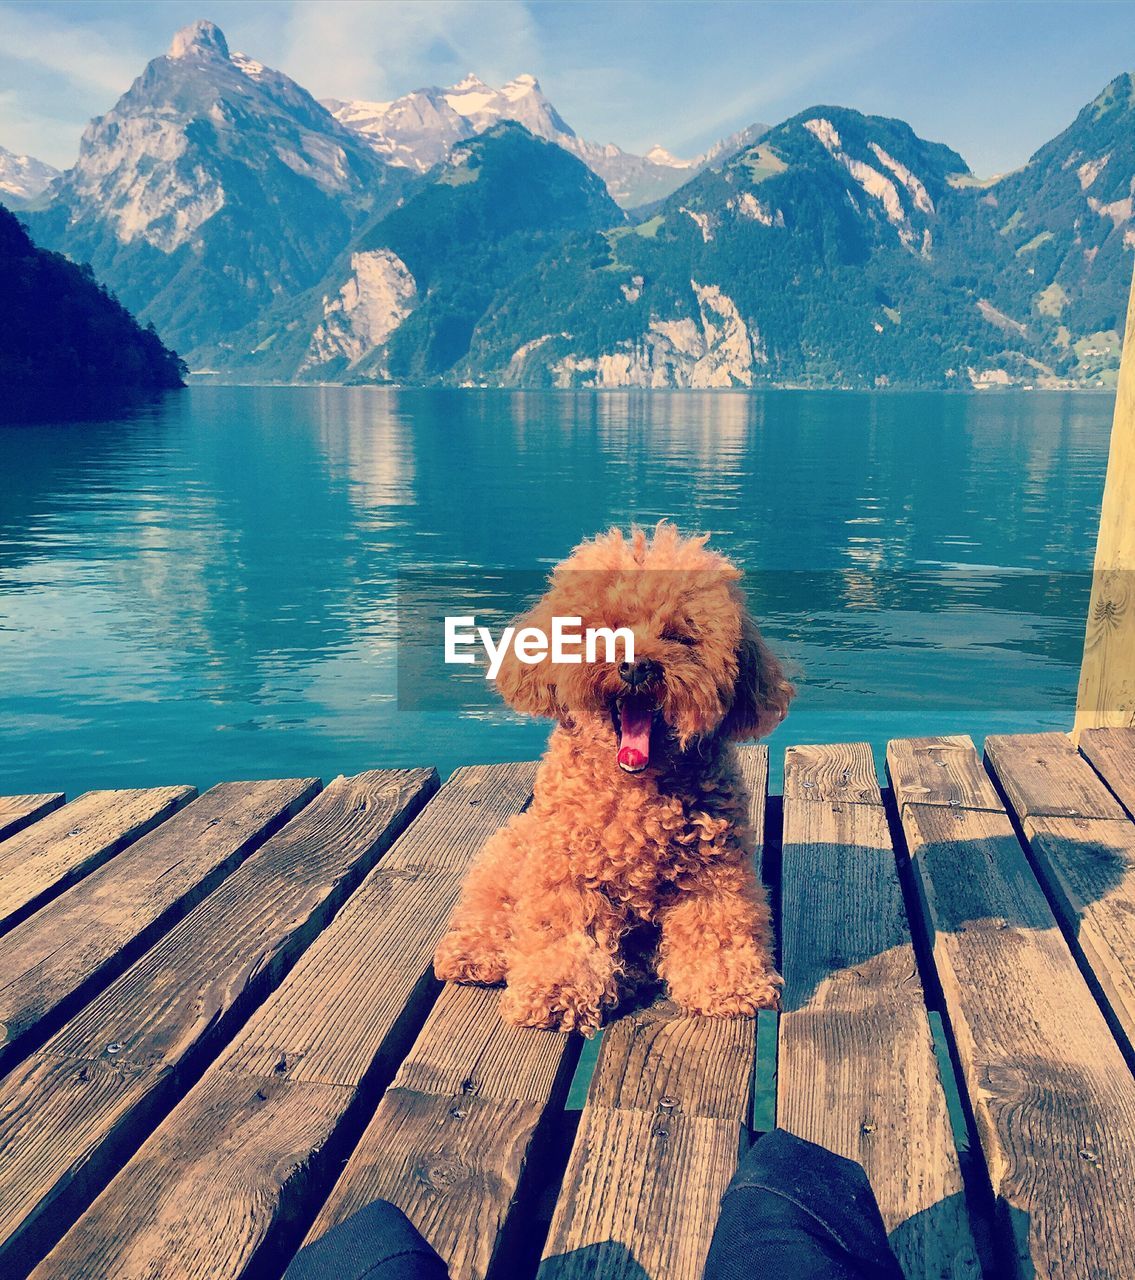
left=2, top=0, right=1134, bottom=175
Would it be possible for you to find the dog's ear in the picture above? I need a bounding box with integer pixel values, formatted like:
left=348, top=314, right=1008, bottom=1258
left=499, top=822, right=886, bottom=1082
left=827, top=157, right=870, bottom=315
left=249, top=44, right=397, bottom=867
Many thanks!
left=721, top=608, right=793, bottom=741
left=493, top=595, right=561, bottom=720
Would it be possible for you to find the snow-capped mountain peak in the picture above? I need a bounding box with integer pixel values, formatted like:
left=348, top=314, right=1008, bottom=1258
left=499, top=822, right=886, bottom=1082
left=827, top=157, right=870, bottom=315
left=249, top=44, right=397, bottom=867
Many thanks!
left=443, top=75, right=501, bottom=120
left=48, top=21, right=387, bottom=254
left=451, top=73, right=489, bottom=92
left=326, top=74, right=763, bottom=207
left=0, top=144, right=60, bottom=205
left=502, top=73, right=541, bottom=100
left=644, top=144, right=693, bottom=169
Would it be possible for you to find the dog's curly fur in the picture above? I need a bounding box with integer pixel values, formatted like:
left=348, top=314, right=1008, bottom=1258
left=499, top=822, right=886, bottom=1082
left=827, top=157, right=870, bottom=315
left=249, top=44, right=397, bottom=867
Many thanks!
left=434, top=523, right=793, bottom=1034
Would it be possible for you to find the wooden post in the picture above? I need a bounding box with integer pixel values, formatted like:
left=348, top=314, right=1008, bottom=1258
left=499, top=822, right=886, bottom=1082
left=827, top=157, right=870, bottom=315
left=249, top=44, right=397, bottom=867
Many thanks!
left=1075, top=263, right=1135, bottom=738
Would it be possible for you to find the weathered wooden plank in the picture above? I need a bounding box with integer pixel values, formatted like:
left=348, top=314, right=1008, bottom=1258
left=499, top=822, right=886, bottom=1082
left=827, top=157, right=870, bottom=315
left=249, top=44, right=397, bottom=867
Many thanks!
left=538, top=746, right=767, bottom=1280
left=38, top=1068, right=349, bottom=1280
left=985, top=732, right=1126, bottom=820
left=0, top=787, right=196, bottom=935
left=304, top=981, right=576, bottom=1280
left=1020, top=815, right=1135, bottom=1060
left=33, top=764, right=535, bottom=1280
left=0, top=778, right=320, bottom=1077
left=887, top=735, right=1002, bottom=811
left=381, top=983, right=571, bottom=1103
left=0, top=795, right=65, bottom=843
left=1078, top=726, right=1135, bottom=818
left=584, top=999, right=755, bottom=1120
left=782, top=743, right=978, bottom=1279
left=215, top=764, right=537, bottom=1086
left=782, top=741, right=882, bottom=805
left=1074, top=262, right=1135, bottom=736
left=986, top=731, right=1135, bottom=1064
left=0, top=767, right=437, bottom=1275
left=892, top=735, right=1135, bottom=1279
left=543, top=1107, right=742, bottom=1280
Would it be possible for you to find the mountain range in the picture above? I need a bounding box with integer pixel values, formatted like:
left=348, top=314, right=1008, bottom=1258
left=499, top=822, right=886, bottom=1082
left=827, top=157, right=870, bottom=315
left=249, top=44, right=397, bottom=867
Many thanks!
left=323, top=73, right=764, bottom=208
left=9, top=20, right=1135, bottom=390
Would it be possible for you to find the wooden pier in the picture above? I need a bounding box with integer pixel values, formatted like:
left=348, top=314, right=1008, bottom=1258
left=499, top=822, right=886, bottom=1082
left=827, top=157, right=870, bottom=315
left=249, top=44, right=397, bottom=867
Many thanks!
left=2, top=731, right=1135, bottom=1279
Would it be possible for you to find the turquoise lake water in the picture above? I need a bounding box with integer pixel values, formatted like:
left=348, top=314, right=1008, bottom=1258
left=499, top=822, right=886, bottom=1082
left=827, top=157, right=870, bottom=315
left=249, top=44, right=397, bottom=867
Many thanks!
left=0, top=385, right=1114, bottom=796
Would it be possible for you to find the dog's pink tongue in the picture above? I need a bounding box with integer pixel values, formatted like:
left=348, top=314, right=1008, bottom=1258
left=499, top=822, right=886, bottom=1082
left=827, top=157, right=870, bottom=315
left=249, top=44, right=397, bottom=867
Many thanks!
left=617, top=697, right=652, bottom=773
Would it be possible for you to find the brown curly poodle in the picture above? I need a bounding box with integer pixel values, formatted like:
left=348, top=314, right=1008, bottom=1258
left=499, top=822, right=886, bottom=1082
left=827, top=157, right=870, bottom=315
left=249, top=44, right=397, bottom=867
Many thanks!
left=434, top=523, right=792, bottom=1034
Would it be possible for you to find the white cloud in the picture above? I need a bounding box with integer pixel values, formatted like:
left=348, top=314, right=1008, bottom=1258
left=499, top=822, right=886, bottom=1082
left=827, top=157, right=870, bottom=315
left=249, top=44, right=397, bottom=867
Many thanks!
left=0, top=2, right=148, bottom=96
left=279, top=0, right=543, bottom=100
left=666, top=17, right=913, bottom=155
left=0, top=0, right=161, bottom=165
left=0, top=88, right=76, bottom=166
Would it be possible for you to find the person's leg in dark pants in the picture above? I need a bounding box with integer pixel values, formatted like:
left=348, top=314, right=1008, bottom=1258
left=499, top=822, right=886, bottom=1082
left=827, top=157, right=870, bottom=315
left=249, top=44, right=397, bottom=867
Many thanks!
left=703, top=1129, right=906, bottom=1280
left=284, top=1130, right=902, bottom=1280
left=281, top=1200, right=449, bottom=1280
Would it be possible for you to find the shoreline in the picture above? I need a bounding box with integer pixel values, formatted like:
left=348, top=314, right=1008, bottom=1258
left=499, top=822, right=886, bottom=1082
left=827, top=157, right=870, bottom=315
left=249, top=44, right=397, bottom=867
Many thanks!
left=183, top=377, right=1119, bottom=395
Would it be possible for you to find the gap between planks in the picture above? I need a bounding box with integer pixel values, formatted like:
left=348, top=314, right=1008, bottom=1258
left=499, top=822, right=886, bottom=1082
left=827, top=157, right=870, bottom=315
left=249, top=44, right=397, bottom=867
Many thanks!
left=0, top=788, right=196, bottom=937
left=304, top=980, right=580, bottom=1280
left=0, top=796, right=66, bottom=845
left=986, top=732, right=1135, bottom=1068
left=1078, top=726, right=1135, bottom=820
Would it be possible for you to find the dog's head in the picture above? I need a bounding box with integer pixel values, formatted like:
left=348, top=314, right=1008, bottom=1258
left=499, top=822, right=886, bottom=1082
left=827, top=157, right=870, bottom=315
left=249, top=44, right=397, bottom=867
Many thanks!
left=495, top=524, right=792, bottom=773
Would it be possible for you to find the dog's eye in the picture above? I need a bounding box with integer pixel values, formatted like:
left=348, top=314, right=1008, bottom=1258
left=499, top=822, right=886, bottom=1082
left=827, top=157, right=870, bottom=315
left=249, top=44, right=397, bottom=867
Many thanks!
left=661, top=630, right=696, bottom=646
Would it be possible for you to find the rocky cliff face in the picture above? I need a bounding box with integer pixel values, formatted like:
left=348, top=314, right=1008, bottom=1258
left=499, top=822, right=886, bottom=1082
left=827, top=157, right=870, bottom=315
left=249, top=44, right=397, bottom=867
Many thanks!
left=531, top=281, right=763, bottom=389
left=978, top=73, right=1135, bottom=385
left=301, top=249, right=418, bottom=376
left=203, top=122, right=623, bottom=384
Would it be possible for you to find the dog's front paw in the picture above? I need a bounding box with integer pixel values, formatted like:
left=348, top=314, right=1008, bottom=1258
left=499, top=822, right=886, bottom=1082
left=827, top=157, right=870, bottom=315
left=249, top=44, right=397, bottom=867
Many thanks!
left=500, top=979, right=604, bottom=1036
left=434, top=931, right=506, bottom=986
left=667, top=949, right=783, bottom=1017
left=499, top=936, right=616, bottom=1036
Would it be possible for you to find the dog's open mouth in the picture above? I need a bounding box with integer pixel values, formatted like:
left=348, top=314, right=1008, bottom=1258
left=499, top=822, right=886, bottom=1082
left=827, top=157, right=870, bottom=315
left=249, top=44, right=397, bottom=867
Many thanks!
left=614, top=692, right=658, bottom=773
